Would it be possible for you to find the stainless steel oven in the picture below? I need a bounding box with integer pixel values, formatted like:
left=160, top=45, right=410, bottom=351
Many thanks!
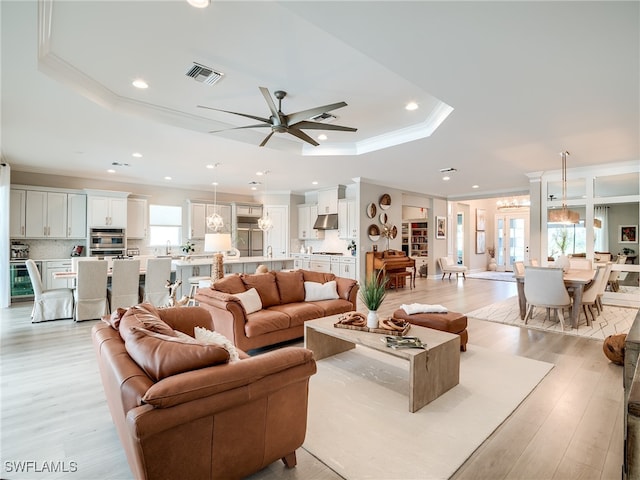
left=89, top=228, right=126, bottom=257
left=10, top=260, right=41, bottom=300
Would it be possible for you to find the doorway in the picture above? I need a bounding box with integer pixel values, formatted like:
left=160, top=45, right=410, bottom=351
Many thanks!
left=495, top=213, right=529, bottom=271
left=456, top=212, right=464, bottom=265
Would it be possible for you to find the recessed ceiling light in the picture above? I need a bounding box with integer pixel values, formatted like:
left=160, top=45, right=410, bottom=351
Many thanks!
left=107, top=169, right=116, bottom=174
left=164, top=176, right=172, bottom=180
left=442, top=176, right=450, bottom=181
left=186, top=0, right=210, bottom=8
left=405, top=102, right=419, bottom=111
left=132, top=79, right=148, bottom=89
left=472, top=185, right=479, bottom=189
left=132, top=152, right=142, bottom=158
left=256, top=171, right=264, bottom=176
left=206, top=164, right=214, bottom=169
left=211, top=181, right=218, bottom=186
left=318, top=134, right=328, bottom=141
left=312, top=181, right=318, bottom=185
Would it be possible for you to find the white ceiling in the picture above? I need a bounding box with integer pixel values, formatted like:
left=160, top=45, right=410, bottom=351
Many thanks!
left=2, top=1, right=638, bottom=198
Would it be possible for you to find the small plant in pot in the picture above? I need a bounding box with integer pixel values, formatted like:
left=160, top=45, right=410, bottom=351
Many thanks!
left=347, top=240, right=357, bottom=256
left=359, top=270, right=388, bottom=329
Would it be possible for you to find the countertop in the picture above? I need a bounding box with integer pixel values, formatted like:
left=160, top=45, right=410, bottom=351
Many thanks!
left=172, top=256, right=294, bottom=267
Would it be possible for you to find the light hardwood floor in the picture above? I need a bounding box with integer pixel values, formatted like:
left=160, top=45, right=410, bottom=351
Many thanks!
left=0, top=276, right=623, bottom=479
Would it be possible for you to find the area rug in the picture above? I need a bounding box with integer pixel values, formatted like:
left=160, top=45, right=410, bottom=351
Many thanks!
left=466, top=296, right=637, bottom=340
left=466, top=271, right=516, bottom=282
left=304, top=344, right=552, bottom=480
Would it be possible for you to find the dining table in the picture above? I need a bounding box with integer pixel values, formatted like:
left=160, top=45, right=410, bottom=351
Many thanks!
left=514, top=268, right=596, bottom=329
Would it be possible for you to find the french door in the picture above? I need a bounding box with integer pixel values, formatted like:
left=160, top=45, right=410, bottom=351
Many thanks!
left=495, top=213, right=529, bottom=271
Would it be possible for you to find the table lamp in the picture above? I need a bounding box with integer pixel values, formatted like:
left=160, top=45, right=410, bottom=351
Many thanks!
left=204, top=233, right=232, bottom=281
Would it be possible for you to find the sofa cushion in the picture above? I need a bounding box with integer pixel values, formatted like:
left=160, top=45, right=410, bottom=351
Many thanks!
left=304, top=280, right=339, bottom=302
left=213, top=274, right=246, bottom=294
left=119, top=304, right=176, bottom=341
left=102, top=307, right=128, bottom=330
left=309, top=298, right=356, bottom=317
left=232, top=288, right=263, bottom=314
left=269, top=302, right=325, bottom=328
left=301, top=270, right=336, bottom=283
left=244, top=309, right=291, bottom=338
left=124, top=327, right=230, bottom=382
left=275, top=270, right=305, bottom=304
left=241, top=272, right=280, bottom=308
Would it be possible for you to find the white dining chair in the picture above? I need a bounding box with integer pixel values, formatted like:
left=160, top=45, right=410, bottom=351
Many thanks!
left=569, top=257, right=593, bottom=270
left=529, top=259, right=539, bottom=267
left=139, top=258, right=172, bottom=306
left=596, top=262, right=613, bottom=314
left=74, top=259, right=109, bottom=321
left=607, top=254, right=628, bottom=292
left=524, top=266, right=572, bottom=330
left=578, top=264, right=608, bottom=326
left=107, top=259, right=140, bottom=311
left=26, top=259, right=74, bottom=323
left=513, top=261, right=525, bottom=277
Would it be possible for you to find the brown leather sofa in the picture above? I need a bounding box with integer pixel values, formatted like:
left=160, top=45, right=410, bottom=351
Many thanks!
left=195, top=269, right=359, bottom=351
left=92, top=304, right=317, bottom=480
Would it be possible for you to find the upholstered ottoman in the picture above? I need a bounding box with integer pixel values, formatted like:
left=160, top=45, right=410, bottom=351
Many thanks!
left=392, top=309, right=468, bottom=351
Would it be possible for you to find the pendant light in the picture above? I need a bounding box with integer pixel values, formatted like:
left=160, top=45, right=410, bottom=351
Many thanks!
left=206, top=163, right=225, bottom=232
left=547, top=151, right=580, bottom=224
left=257, top=170, right=273, bottom=232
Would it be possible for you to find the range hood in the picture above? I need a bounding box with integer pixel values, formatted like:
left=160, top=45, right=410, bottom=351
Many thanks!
left=313, top=213, right=338, bottom=230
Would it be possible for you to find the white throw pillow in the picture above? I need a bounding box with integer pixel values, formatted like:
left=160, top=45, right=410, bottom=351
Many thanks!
left=304, top=280, right=339, bottom=302
left=233, top=287, right=262, bottom=314
left=194, top=327, right=240, bottom=363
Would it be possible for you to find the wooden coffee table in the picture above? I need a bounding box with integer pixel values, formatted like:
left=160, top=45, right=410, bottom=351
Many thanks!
left=304, top=314, right=460, bottom=412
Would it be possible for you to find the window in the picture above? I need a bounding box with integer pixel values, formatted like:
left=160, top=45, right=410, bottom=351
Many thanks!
left=547, top=221, right=586, bottom=258
left=149, top=205, right=182, bottom=247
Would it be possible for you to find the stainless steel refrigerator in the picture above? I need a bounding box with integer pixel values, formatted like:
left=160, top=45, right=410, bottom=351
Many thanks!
left=236, top=222, right=264, bottom=257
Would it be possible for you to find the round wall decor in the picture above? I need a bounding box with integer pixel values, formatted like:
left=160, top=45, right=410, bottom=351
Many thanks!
left=379, top=212, right=388, bottom=224
left=368, top=224, right=380, bottom=241
left=379, top=193, right=391, bottom=210
left=366, top=202, right=377, bottom=218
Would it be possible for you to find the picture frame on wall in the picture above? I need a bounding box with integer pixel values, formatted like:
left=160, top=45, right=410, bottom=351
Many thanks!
left=436, top=216, right=446, bottom=239
left=476, top=231, right=486, bottom=254
left=476, top=208, right=486, bottom=231
left=619, top=225, right=638, bottom=243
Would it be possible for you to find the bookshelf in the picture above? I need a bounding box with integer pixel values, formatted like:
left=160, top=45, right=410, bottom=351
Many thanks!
left=402, top=220, right=428, bottom=257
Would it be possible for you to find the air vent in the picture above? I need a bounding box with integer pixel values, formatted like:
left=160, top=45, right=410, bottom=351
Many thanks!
left=439, top=167, right=458, bottom=173
left=311, top=112, right=337, bottom=123
left=185, top=62, right=224, bottom=86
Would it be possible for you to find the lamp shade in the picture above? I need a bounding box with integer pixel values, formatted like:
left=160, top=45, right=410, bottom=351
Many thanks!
left=204, top=233, right=232, bottom=253
left=548, top=208, right=580, bottom=225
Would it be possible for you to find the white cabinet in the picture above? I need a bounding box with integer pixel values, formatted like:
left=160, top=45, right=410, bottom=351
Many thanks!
left=292, top=254, right=311, bottom=270
left=331, top=255, right=357, bottom=280
left=309, top=257, right=331, bottom=273
left=10, top=189, right=26, bottom=238
left=338, top=199, right=357, bottom=239
left=297, top=204, right=324, bottom=240
left=188, top=201, right=232, bottom=239
left=413, top=256, right=429, bottom=277
left=174, top=264, right=211, bottom=299
left=263, top=205, right=289, bottom=257
left=25, top=190, right=68, bottom=238
left=43, top=260, right=72, bottom=289
left=127, top=198, right=148, bottom=239
left=67, top=194, right=86, bottom=238
left=234, top=203, right=262, bottom=217
left=88, top=195, right=127, bottom=227
left=317, top=186, right=345, bottom=215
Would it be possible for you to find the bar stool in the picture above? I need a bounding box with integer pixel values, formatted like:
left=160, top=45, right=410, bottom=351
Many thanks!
left=187, top=276, right=211, bottom=306
left=388, top=270, right=413, bottom=290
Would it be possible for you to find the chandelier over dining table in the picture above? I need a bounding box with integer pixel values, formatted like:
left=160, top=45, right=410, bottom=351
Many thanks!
left=547, top=150, right=580, bottom=224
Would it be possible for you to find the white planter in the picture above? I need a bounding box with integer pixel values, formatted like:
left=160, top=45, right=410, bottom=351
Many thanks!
left=367, top=310, right=379, bottom=329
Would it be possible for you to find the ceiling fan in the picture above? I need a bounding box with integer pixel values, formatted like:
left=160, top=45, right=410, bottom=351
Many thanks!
left=198, top=87, right=357, bottom=147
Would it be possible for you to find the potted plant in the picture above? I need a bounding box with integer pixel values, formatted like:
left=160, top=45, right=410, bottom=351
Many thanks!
left=359, top=270, right=388, bottom=329
left=347, top=240, right=357, bottom=256
left=181, top=241, right=195, bottom=256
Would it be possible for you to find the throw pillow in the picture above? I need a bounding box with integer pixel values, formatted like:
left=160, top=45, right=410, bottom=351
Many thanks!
left=102, top=307, right=128, bottom=330
left=275, top=270, right=305, bottom=304
left=119, top=304, right=176, bottom=341
left=232, top=287, right=262, bottom=314
left=301, top=270, right=336, bottom=284
left=213, top=274, right=246, bottom=294
left=194, top=327, right=240, bottom=362
left=124, top=326, right=230, bottom=382
left=304, top=280, right=339, bottom=302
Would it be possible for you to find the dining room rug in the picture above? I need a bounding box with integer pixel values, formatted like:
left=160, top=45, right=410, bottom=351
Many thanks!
left=466, top=295, right=637, bottom=340
left=466, top=271, right=516, bottom=282
left=303, top=344, right=552, bottom=480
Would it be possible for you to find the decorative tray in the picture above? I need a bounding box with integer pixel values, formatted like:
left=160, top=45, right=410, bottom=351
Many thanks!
left=333, top=320, right=411, bottom=336
left=382, top=336, right=426, bottom=350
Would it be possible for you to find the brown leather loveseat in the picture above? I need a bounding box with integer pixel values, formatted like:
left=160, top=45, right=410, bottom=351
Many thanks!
left=195, top=269, right=359, bottom=351
left=92, top=304, right=317, bottom=480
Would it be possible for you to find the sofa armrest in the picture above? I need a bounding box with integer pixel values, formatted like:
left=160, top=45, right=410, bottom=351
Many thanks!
left=158, top=306, right=215, bottom=336
left=194, top=288, right=248, bottom=346
left=336, top=277, right=359, bottom=309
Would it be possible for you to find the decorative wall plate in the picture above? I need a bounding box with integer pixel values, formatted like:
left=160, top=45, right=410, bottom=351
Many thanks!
left=379, top=212, right=388, bottom=224
left=379, top=193, right=391, bottom=210
left=368, top=224, right=380, bottom=241
left=366, top=202, right=377, bottom=218
left=390, top=225, right=398, bottom=239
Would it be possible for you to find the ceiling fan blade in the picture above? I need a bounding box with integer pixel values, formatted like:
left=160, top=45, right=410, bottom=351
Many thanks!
left=259, top=87, right=279, bottom=118
left=197, top=105, right=271, bottom=124
left=286, top=101, right=348, bottom=125
left=290, top=120, right=357, bottom=132
left=286, top=127, right=320, bottom=147
left=259, top=131, right=275, bottom=147
left=209, top=124, right=271, bottom=134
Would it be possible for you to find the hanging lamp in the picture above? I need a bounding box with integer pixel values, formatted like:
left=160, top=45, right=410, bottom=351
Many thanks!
left=547, top=151, right=580, bottom=224
left=258, top=170, right=273, bottom=232
left=206, top=163, right=225, bottom=232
